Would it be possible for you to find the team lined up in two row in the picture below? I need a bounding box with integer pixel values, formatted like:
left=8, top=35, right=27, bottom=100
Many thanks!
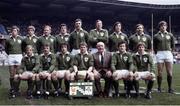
left=5, top=19, right=175, bottom=99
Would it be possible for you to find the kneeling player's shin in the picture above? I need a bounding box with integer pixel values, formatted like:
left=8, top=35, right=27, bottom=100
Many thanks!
left=46, top=80, right=51, bottom=92
left=147, top=80, right=154, bottom=92
left=52, top=80, right=58, bottom=91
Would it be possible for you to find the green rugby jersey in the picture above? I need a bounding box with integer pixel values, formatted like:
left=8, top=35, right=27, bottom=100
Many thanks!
left=109, top=32, right=129, bottom=52
left=89, top=29, right=108, bottom=48
left=20, top=54, right=40, bottom=73
left=5, top=36, right=23, bottom=54
left=56, top=52, right=73, bottom=70
left=111, top=52, right=133, bottom=72
left=132, top=52, right=155, bottom=72
left=129, top=33, right=151, bottom=52
left=39, top=53, right=56, bottom=73
left=73, top=53, right=94, bottom=70
left=69, top=29, right=89, bottom=50
left=22, top=35, right=38, bottom=53
left=153, top=31, right=175, bottom=52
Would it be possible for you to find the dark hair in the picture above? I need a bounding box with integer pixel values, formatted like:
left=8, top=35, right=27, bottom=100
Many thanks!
left=158, top=21, right=167, bottom=28
left=113, top=21, right=122, bottom=30
left=136, top=42, right=146, bottom=49
left=118, top=41, right=127, bottom=47
left=60, top=43, right=69, bottom=50
left=79, top=42, right=88, bottom=47
left=11, top=25, right=20, bottom=32
left=75, top=18, right=82, bottom=23
left=136, top=24, right=144, bottom=29
left=60, top=23, right=67, bottom=28
left=27, top=25, right=35, bottom=31
left=44, top=25, right=51, bottom=30
left=96, top=19, right=102, bottom=23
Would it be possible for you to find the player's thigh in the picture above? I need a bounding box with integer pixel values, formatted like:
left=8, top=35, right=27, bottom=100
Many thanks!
left=20, top=71, right=34, bottom=80
left=56, top=70, right=66, bottom=79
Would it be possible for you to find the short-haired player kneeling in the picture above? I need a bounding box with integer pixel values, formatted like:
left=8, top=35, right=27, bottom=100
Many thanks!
left=132, top=42, right=155, bottom=99
left=14, top=45, right=40, bottom=99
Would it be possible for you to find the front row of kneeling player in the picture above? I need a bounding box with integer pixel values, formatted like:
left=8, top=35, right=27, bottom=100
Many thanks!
left=10, top=41, right=155, bottom=99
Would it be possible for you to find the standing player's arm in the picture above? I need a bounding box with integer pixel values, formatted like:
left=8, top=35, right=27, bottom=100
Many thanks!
left=18, top=58, right=26, bottom=74
left=132, top=55, right=138, bottom=72
left=5, top=39, right=9, bottom=55
left=32, top=55, right=40, bottom=73
left=171, top=34, right=175, bottom=51
left=147, top=35, right=152, bottom=51
left=39, top=56, right=43, bottom=72
left=148, top=54, right=155, bottom=73
left=153, top=36, right=157, bottom=54
left=125, top=34, right=129, bottom=45
left=111, top=54, right=117, bottom=72
left=48, top=54, right=56, bottom=73
left=128, top=36, right=133, bottom=52
left=73, top=55, right=78, bottom=73
left=128, top=55, right=134, bottom=73
left=36, top=38, right=40, bottom=54
left=87, top=55, right=94, bottom=73
left=69, top=34, right=73, bottom=52
left=98, top=30, right=108, bottom=44
left=21, top=39, right=25, bottom=54
left=89, top=30, right=95, bottom=45
left=85, top=31, right=89, bottom=45
left=53, top=37, right=57, bottom=53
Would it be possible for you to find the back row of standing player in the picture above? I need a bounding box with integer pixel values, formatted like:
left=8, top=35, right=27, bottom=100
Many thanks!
left=5, top=19, right=175, bottom=99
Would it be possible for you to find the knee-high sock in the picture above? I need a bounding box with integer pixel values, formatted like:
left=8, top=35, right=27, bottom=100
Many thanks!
left=36, top=80, right=41, bottom=91
left=123, top=80, right=127, bottom=90
left=46, top=80, right=51, bottom=92
left=113, top=80, right=119, bottom=94
left=126, top=80, right=133, bottom=94
left=157, top=76, right=162, bottom=89
left=9, top=78, right=14, bottom=90
left=14, top=79, right=20, bottom=92
left=64, top=80, right=70, bottom=92
left=147, top=80, right=154, bottom=92
left=167, top=75, right=172, bottom=90
left=58, top=79, right=62, bottom=89
left=52, top=80, right=58, bottom=91
left=133, top=80, right=139, bottom=93
left=27, top=79, right=34, bottom=92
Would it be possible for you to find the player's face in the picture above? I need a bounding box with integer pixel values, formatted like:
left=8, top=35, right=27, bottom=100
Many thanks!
left=26, top=47, right=33, bottom=56
left=138, top=45, right=145, bottom=54
left=43, top=46, right=50, bottom=54
left=75, top=21, right=82, bottom=30
left=115, top=23, right=121, bottom=32
left=136, top=25, right=144, bottom=34
left=118, top=43, right=126, bottom=53
left=43, top=27, right=51, bottom=36
left=28, top=29, right=35, bottom=36
left=61, top=45, right=68, bottom=53
left=60, top=26, right=67, bottom=35
left=97, top=43, right=105, bottom=53
left=160, top=24, right=167, bottom=32
left=96, top=21, right=102, bottom=30
left=11, top=29, right=18, bottom=37
left=80, top=45, right=87, bottom=54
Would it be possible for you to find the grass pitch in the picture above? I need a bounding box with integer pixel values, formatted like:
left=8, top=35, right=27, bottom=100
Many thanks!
left=0, top=65, right=180, bottom=105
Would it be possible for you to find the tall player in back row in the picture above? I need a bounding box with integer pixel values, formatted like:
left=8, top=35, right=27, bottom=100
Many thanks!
left=5, top=26, right=23, bottom=98
left=154, top=21, right=175, bottom=93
